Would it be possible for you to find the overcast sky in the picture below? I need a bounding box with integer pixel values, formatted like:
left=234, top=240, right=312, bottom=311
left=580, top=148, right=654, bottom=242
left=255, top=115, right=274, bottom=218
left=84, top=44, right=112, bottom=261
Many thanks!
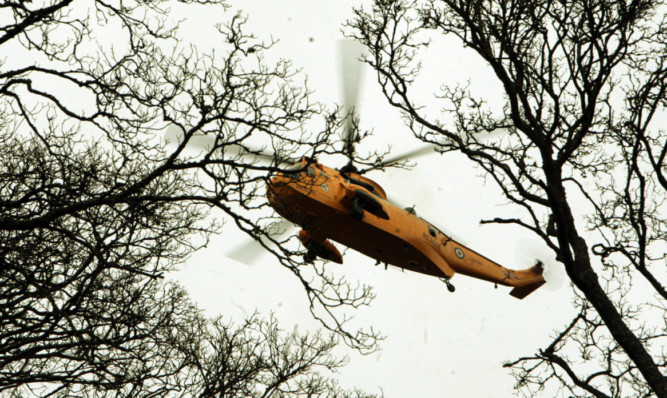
left=172, top=1, right=575, bottom=396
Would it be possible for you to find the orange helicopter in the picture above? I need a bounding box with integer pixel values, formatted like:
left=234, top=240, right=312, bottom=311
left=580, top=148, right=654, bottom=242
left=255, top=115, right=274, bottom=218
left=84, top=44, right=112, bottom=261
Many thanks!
left=263, top=40, right=546, bottom=299
left=166, top=40, right=549, bottom=298
left=266, top=157, right=546, bottom=299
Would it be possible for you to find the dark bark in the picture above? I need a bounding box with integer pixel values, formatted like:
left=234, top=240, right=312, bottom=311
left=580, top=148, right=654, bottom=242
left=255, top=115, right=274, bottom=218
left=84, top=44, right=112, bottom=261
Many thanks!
left=349, top=0, right=666, bottom=395
left=0, top=1, right=380, bottom=395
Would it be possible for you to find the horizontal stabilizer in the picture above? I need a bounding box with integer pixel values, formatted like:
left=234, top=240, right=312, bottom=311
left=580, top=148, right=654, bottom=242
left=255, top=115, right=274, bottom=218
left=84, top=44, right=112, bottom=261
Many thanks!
left=508, top=263, right=546, bottom=299
left=509, top=280, right=546, bottom=299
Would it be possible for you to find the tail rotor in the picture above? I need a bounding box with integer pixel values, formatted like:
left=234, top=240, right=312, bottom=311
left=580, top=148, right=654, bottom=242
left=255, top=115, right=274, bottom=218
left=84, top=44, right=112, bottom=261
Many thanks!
left=514, top=239, right=564, bottom=290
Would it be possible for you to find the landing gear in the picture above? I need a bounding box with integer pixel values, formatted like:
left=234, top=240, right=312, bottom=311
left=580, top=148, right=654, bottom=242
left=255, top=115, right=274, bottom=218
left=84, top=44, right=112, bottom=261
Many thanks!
left=303, top=250, right=316, bottom=264
left=441, top=277, right=456, bottom=293
left=298, top=230, right=344, bottom=264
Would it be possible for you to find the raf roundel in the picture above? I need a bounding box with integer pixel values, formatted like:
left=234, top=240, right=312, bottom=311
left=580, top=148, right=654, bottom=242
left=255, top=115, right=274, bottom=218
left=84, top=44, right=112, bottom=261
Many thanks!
left=454, top=247, right=465, bottom=259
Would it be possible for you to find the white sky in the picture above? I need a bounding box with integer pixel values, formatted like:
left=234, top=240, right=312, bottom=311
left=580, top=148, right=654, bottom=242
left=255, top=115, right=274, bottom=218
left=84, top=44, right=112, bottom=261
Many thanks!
left=172, top=1, right=575, bottom=396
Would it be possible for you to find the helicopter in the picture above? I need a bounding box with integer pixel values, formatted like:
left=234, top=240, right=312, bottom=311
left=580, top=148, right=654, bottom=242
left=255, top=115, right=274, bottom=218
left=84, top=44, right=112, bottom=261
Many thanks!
left=165, top=40, right=553, bottom=299
left=264, top=40, right=548, bottom=299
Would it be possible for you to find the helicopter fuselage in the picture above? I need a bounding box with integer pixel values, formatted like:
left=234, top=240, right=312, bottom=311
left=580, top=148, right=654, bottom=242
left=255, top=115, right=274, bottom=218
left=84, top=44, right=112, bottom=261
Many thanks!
left=266, top=160, right=545, bottom=299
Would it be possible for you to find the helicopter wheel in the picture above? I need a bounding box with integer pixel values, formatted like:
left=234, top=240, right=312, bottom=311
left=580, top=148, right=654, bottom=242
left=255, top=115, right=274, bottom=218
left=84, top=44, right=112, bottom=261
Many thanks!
left=441, top=277, right=456, bottom=293
left=303, top=251, right=316, bottom=264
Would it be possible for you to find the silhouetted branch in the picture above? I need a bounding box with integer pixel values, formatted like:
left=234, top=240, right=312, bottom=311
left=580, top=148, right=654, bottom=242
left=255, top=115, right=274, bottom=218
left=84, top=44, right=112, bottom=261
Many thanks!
left=1, top=1, right=380, bottom=395
left=350, top=0, right=666, bottom=395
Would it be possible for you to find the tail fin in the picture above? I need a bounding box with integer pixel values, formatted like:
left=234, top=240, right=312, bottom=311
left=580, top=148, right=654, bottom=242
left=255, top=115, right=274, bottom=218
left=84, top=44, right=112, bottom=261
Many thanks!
left=509, top=263, right=546, bottom=299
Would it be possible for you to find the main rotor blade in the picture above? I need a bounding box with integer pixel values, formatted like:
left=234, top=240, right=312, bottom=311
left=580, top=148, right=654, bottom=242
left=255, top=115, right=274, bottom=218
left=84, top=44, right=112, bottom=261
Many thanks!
left=226, top=219, right=296, bottom=265
left=339, top=39, right=365, bottom=160
left=163, top=124, right=295, bottom=164
left=164, top=124, right=214, bottom=152
left=514, top=239, right=564, bottom=290
left=378, top=145, right=437, bottom=167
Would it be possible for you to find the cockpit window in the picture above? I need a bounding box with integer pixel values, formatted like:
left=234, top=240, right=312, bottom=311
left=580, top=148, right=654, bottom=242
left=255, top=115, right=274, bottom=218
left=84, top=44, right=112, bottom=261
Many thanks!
left=284, top=162, right=306, bottom=179
left=283, top=162, right=320, bottom=180
left=286, top=162, right=306, bottom=171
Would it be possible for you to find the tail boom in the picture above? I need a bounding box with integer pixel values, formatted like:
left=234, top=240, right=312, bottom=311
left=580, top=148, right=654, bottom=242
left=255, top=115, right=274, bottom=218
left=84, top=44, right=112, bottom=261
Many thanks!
left=441, top=242, right=547, bottom=299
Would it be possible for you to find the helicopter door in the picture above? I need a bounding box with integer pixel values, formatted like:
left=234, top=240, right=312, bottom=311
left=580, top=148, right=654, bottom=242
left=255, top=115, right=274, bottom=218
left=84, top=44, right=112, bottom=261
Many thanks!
left=352, top=189, right=389, bottom=220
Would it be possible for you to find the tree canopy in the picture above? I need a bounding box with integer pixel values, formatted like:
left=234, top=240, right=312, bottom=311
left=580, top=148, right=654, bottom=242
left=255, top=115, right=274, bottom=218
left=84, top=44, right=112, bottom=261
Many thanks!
left=0, top=1, right=380, bottom=396
left=349, top=0, right=666, bottom=396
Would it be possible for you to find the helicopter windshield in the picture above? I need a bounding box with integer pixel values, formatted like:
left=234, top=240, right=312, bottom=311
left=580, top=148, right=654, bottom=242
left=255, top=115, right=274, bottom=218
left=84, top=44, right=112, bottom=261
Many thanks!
left=283, top=161, right=307, bottom=179
left=286, top=161, right=306, bottom=170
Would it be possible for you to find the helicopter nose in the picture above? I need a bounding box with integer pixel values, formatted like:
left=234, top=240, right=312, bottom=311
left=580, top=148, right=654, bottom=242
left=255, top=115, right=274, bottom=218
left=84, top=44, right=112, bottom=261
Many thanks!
left=267, top=174, right=288, bottom=189
left=266, top=175, right=292, bottom=206
left=266, top=182, right=281, bottom=208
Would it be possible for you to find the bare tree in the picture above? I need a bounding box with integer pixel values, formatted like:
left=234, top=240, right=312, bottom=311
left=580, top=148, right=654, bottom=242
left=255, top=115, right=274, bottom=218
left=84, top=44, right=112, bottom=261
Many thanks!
left=0, top=1, right=380, bottom=395
left=349, top=0, right=666, bottom=396
left=169, top=312, right=376, bottom=398
left=2, top=280, right=376, bottom=397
